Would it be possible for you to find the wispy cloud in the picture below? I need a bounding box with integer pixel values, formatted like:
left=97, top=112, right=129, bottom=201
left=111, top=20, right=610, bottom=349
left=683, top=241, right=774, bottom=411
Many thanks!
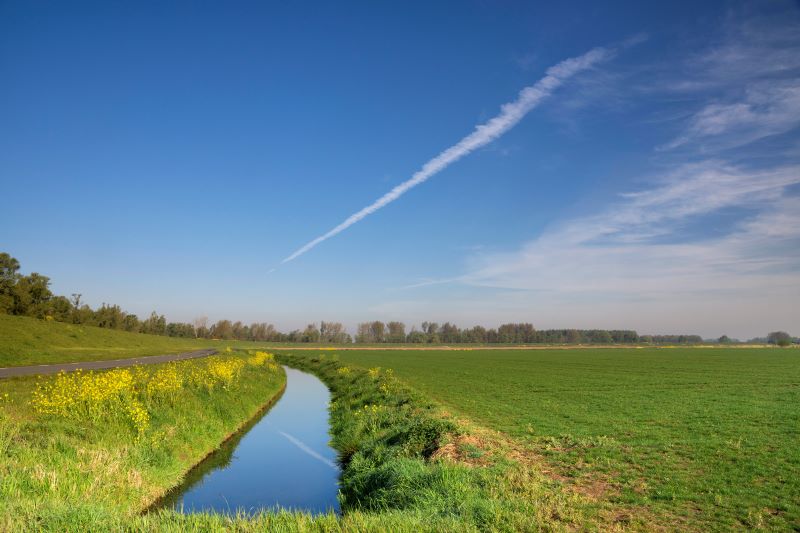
left=460, top=161, right=800, bottom=296
left=406, top=8, right=800, bottom=337
left=279, top=46, right=615, bottom=265
left=659, top=6, right=800, bottom=152
left=661, top=81, right=800, bottom=151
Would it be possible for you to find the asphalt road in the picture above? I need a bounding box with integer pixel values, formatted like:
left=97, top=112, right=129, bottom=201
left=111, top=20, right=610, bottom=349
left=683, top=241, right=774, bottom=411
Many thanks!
left=0, top=348, right=218, bottom=379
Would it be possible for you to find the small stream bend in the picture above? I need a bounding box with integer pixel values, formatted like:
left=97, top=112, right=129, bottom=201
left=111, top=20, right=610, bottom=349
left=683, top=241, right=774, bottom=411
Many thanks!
left=157, top=366, right=340, bottom=515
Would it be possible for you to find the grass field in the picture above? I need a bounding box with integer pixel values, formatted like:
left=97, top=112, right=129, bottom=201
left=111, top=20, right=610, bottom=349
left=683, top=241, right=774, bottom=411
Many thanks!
left=293, top=347, right=800, bottom=530
left=4, top=316, right=798, bottom=530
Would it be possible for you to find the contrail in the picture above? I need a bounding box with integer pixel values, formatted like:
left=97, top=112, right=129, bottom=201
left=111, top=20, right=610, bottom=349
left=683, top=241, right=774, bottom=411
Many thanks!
left=281, top=46, right=613, bottom=264
left=277, top=430, right=338, bottom=470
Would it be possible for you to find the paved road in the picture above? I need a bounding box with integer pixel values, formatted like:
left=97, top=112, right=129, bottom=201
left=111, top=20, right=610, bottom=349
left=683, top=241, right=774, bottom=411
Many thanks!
left=0, top=349, right=218, bottom=379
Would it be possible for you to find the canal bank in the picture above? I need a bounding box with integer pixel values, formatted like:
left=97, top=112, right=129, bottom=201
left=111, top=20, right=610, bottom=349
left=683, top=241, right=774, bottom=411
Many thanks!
left=153, top=366, right=340, bottom=515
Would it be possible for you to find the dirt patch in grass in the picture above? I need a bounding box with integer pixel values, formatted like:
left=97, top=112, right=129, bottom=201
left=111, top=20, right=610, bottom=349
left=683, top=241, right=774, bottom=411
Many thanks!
left=430, top=414, right=698, bottom=531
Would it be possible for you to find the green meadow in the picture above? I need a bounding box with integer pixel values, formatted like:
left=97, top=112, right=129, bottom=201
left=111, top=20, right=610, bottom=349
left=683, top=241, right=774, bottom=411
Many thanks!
left=2, top=315, right=798, bottom=531
left=315, top=347, right=800, bottom=530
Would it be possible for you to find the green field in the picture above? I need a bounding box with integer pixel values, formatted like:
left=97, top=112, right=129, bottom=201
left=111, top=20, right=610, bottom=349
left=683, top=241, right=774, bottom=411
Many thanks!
left=3, top=315, right=798, bottom=530
left=301, top=347, right=800, bottom=530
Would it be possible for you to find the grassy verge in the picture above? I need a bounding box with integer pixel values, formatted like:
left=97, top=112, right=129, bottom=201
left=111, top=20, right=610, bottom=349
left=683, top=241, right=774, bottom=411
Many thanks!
left=0, top=350, right=285, bottom=530
left=0, top=314, right=219, bottom=367
left=328, top=347, right=800, bottom=531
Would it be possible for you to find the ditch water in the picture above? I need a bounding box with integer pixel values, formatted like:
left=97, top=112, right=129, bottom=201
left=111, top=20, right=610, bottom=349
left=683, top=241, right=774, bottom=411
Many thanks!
left=155, top=366, right=341, bottom=515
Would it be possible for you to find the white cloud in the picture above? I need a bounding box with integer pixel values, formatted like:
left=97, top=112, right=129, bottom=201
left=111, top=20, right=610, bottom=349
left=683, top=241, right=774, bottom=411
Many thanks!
left=663, top=81, right=800, bottom=150
left=660, top=6, right=800, bottom=151
left=423, top=9, right=800, bottom=337
left=460, top=162, right=800, bottom=297
left=374, top=9, right=800, bottom=337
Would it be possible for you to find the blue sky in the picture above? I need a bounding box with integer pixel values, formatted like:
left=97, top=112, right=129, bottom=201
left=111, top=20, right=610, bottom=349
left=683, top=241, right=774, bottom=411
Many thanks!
left=2, top=1, right=798, bottom=338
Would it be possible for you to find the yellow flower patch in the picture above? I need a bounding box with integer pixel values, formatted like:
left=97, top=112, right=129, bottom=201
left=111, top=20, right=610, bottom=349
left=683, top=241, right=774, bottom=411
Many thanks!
left=30, top=354, right=270, bottom=441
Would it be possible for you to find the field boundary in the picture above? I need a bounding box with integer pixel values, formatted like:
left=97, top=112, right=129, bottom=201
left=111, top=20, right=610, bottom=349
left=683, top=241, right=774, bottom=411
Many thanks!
left=255, top=343, right=779, bottom=351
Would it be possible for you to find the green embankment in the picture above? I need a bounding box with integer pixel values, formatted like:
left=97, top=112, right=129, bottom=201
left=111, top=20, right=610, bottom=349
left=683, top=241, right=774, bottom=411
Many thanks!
left=0, top=351, right=285, bottom=530
left=324, top=347, right=800, bottom=531
left=0, top=314, right=218, bottom=367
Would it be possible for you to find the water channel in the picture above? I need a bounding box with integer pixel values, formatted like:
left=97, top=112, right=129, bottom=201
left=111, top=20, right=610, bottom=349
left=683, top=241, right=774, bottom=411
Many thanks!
left=156, top=366, right=340, bottom=515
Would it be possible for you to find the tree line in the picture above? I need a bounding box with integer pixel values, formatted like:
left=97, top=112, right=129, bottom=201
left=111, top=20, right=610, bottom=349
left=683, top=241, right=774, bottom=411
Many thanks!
left=353, top=320, right=705, bottom=344
left=0, top=252, right=295, bottom=341
left=2, top=252, right=793, bottom=345
left=0, top=252, right=358, bottom=342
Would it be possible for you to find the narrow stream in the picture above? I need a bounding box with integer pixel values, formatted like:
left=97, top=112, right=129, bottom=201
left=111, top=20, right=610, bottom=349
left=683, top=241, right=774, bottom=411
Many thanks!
left=156, top=366, right=341, bottom=515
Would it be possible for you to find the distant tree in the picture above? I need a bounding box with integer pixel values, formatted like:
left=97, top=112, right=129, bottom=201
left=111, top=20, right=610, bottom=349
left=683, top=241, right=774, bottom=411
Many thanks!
left=406, top=328, right=427, bottom=343
left=71, top=304, right=94, bottom=325
left=123, top=314, right=141, bottom=332
left=649, top=334, right=703, bottom=345
left=421, top=322, right=440, bottom=343
left=10, top=272, right=54, bottom=317
left=589, top=330, right=613, bottom=344
left=166, top=322, right=195, bottom=338
left=718, top=335, right=731, bottom=344
left=47, top=295, right=73, bottom=322
left=92, top=303, right=125, bottom=329
left=211, top=319, right=233, bottom=339
left=387, top=321, right=406, bottom=343
left=0, top=253, right=21, bottom=313
left=497, top=323, right=514, bottom=343
left=496, top=323, right=536, bottom=343
left=320, top=321, right=348, bottom=343
left=464, top=325, right=487, bottom=343
left=232, top=321, right=248, bottom=340
left=250, top=322, right=272, bottom=341
left=261, top=323, right=278, bottom=341
left=355, top=322, right=371, bottom=343
left=369, top=321, right=386, bottom=343
left=767, top=331, right=792, bottom=347
left=440, top=322, right=461, bottom=343
left=193, top=316, right=208, bottom=336
left=302, top=323, right=321, bottom=343
left=610, top=330, right=639, bottom=343
left=142, top=311, right=167, bottom=335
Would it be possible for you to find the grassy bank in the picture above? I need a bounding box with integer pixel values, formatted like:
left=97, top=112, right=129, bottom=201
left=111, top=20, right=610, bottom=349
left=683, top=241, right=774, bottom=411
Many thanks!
left=322, top=347, right=800, bottom=530
left=0, top=314, right=218, bottom=367
left=0, top=350, right=285, bottom=530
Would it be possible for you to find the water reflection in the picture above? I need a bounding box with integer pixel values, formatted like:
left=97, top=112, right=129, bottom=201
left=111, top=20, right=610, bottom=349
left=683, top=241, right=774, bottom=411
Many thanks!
left=156, top=366, right=340, bottom=515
